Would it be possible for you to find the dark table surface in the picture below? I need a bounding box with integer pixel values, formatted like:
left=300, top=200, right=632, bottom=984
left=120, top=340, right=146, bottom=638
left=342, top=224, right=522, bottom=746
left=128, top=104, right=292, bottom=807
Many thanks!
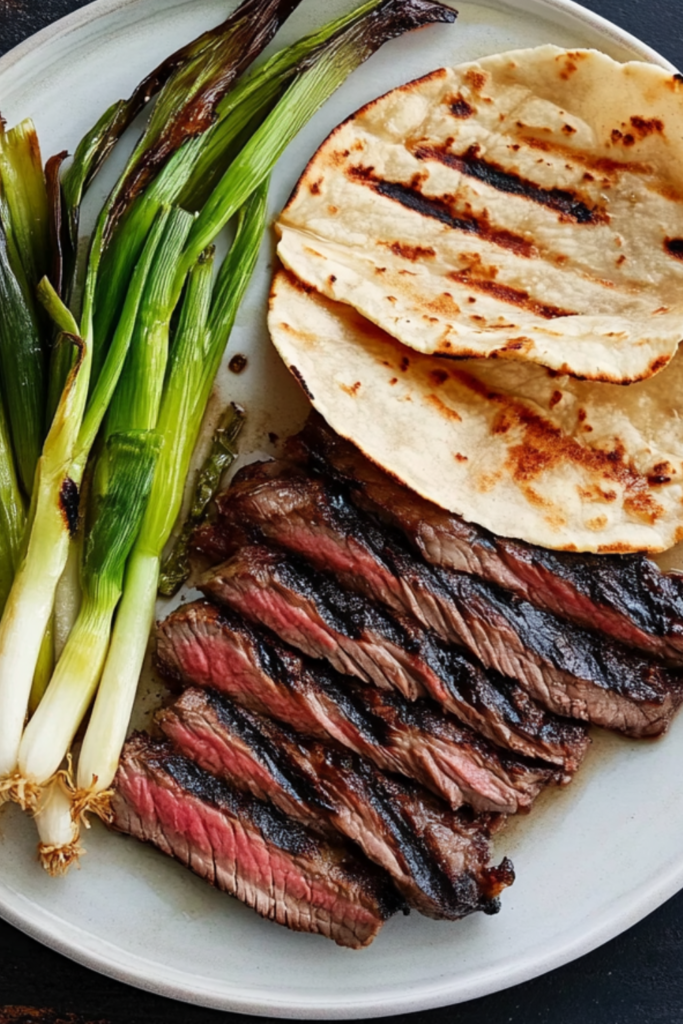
left=1, top=1, right=683, bottom=1022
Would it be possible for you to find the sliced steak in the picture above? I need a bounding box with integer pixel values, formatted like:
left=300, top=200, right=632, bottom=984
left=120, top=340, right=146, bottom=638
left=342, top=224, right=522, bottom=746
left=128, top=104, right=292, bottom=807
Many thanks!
left=200, top=481, right=683, bottom=738
left=196, top=551, right=588, bottom=762
left=111, top=733, right=401, bottom=949
left=198, top=544, right=433, bottom=701
left=156, top=601, right=575, bottom=805
left=289, top=412, right=683, bottom=665
left=157, top=689, right=514, bottom=920
left=194, top=460, right=438, bottom=624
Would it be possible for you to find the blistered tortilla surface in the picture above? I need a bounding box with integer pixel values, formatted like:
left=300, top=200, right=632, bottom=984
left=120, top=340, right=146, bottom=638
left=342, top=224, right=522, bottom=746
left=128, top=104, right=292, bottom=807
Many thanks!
left=269, top=269, right=683, bottom=553
left=276, top=46, right=683, bottom=384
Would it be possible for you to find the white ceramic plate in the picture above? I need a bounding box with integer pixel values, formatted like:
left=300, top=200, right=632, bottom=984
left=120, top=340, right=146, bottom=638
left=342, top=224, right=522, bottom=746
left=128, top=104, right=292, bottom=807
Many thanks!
left=0, top=0, right=681, bottom=1017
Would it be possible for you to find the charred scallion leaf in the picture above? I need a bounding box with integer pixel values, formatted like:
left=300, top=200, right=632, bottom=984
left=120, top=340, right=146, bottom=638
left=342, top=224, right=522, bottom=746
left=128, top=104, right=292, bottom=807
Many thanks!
left=0, top=119, right=50, bottom=291
left=0, top=217, right=46, bottom=496
left=178, top=0, right=381, bottom=210
left=158, top=403, right=245, bottom=596
left=61, top=0, right=298, bottom=250
left=106, top=0, right=302, bottom=235
left=183, top=0, right=457, bottom=268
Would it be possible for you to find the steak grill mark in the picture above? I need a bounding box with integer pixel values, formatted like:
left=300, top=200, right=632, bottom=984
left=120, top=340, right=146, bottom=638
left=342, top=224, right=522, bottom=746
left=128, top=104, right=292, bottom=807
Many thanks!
left=289, top=412, right=683, bottom=664
left=156, top=600, right=567, bottom=811
left=203, top=457, right=682, bottom=738
left=200, top=534, right=682, bottom=739
left=195, top=466, right=587, bottom=766
left=158, top=687, right=514, bottom=920
left=198, top=547, right=596, bottom=757
left=111, top=733, right=402, bottom=948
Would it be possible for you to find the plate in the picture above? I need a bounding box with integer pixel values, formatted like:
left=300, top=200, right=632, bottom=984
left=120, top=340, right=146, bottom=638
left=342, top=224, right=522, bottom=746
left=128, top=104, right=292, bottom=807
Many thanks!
left=0, top=0, right=680, bottom=1017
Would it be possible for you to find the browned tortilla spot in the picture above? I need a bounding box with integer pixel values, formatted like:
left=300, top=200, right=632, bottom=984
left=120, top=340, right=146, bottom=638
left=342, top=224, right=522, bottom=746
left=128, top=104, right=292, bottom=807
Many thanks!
left=425, top=393, right=462, bottom=421
left=464, top=68, right=487, bottom=91
left=449, top=95, right=475, bottom=118
left=630, top=115, right=665, bottom=137
left=384, top=241, right=437, bottom=261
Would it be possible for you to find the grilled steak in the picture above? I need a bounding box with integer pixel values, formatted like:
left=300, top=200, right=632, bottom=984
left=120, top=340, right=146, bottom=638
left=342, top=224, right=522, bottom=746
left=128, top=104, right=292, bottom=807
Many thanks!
left=111, top=733, right=401, bottom=949
left=199, top=544, right=432, bottom=700
left=156, top=601, right=576, bottom=805
left=157, top=689, right=515, bottom=920
left=200, top=483, right=683, bottom=738
left=288, top=412, right=683, bottom=665
left=196, top=553, right=588, bottom=763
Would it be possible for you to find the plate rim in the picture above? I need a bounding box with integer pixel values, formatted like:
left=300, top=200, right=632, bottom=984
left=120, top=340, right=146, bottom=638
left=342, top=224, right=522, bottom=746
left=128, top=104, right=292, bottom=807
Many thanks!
left=0, top=0, right=680, bottom=1016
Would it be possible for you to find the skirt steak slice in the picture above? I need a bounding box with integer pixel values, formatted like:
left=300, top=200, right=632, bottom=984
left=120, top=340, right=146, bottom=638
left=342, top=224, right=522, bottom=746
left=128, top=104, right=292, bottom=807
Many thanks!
left=157, top=688, right=515, bottom=920
left=288, top=412, right=683, bottom=664
left=111, top=733, right=402, bottom=948
left=156, top=600, right=575, bottom=806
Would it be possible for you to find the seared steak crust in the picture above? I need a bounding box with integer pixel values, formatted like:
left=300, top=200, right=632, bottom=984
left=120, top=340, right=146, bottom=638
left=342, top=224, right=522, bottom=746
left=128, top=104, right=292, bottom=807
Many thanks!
left=194, top=551, right=588, bottom=764
left=157, top=689, right=514, bottom=920
left=111, top=733, right=401, bottom=948
left=199, top=474, right=683, bottom=738
left=289, top=412, right=683, bottom=664
left=156, top=600, right=573, bottom=806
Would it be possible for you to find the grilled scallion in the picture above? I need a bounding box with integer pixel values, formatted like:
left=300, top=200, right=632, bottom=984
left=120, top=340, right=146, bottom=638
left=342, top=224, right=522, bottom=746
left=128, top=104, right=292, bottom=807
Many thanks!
left=159, top=403, right=245, bottom=596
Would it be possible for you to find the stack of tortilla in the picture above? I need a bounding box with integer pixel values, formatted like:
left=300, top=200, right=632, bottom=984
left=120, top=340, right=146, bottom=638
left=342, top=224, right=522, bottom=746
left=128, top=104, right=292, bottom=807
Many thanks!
left=268, top=45, right=683, bottom=553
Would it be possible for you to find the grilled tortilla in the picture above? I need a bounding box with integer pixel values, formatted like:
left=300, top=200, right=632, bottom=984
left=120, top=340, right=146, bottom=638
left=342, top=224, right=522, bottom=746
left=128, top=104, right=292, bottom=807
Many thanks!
left=276, top=45, right=683, bottom=384
left=269, top=269, right=683, bottom=554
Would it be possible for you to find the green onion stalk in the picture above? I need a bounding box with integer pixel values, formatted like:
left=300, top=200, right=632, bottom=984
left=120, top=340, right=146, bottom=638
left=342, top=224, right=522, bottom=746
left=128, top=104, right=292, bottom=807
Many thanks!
left=0, top=391, right=25, bottom=616
left=72, top=184, right=267, bottom=829
left=0, top=119, right=51, bottom=293
left=91, top=0, right=384, bottom=360
left=158, top=403, right=245, bottom=597
left=0, top=215, right=46, bottom=498
left=15, top=431, right=160, bottom=850
left=67, top=0, right=456, bottom=839
left=34, top=775, right=84, bottom=878
left=0, top=0, right=311, bottom=792
left=18, top=207, right=192, bottom=855
left=0, top=330, right=87, bottom=798
left=0, top=202, right=169, bottom=796
left=106, top=208, right=194, bottom=438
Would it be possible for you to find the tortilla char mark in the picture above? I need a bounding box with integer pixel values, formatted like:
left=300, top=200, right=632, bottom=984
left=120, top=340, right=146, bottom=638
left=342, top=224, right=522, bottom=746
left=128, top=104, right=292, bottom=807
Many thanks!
left=664, top=237, right=683, bottom=260
left=447, top=271, right=576, bottom=320
left=411, top=143, right=607, bottom=225
left=348, top=166, right=536, bottom=258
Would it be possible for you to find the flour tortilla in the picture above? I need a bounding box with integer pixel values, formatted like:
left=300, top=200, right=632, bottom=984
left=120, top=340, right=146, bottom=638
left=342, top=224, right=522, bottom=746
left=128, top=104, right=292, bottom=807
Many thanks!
left=269, top=269, right=683, bottom=553
left=276, top=46, right=683, bottom=384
